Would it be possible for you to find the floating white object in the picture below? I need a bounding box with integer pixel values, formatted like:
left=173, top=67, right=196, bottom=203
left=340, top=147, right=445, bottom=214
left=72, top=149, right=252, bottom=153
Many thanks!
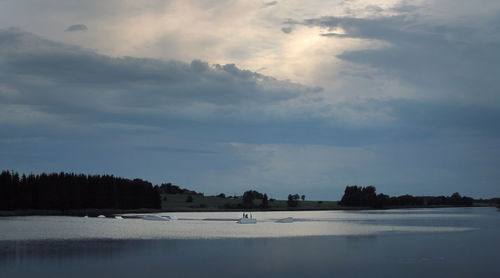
left=276, top=217, right=294, bottom=223
left=115, top=216, right=124, bottom=219
left=97, top=215, right=106, bottom=218
left=237, top=218, right=257, bottom=224
left=143, top=215, right=170, bottom=221
left=83, top=215, right=89, bottom=218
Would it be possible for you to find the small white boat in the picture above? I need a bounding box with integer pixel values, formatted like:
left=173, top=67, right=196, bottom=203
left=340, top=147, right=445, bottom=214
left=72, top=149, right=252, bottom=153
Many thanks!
left=237, top=212, right=256, bottom=224
left=97, top=215, right=106, bottom=218
left=276, top=217, right=294, bottom=223
left=237, top=218, right=257, bottom=224
left=115, top=216, right=124, bottom=220
left=83, top=215, right=89, bottom=218
left=143, top=215, right=170, bottom=221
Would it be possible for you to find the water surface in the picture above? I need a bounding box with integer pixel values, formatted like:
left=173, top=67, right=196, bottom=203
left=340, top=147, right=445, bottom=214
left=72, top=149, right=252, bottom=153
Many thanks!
left=1, top=207, right=499, bottom=277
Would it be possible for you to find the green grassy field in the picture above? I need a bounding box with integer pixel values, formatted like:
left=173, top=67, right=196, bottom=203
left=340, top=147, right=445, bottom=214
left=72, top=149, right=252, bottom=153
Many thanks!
left=160, top=194, right=340, bottom=211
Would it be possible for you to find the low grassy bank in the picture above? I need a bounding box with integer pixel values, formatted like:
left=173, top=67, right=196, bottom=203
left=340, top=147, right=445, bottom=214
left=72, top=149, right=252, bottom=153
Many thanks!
left=1, top=196, right=496, bottom=217
left=159, top=194, right=497, bottom=211
left=160, top=194, right=340, bottom=211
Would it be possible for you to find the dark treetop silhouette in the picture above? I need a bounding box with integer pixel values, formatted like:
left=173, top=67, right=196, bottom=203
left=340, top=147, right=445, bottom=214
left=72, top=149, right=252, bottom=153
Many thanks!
left=339, top=185, right=474, bottom=208
left=1, top=170, right=496, bottom=213
left=0, top=170, right=161, bottom=210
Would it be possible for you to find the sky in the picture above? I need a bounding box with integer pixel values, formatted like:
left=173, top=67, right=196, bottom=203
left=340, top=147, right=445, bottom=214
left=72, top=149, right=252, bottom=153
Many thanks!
left=1, top=0, right=499, bottom=200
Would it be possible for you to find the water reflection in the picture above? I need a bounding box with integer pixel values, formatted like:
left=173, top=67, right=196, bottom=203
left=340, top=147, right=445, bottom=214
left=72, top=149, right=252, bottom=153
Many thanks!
left=0, top=208, right=499, bottom=278
left=0, top=240, right=137, bottom=265
left=1, top=232, right=499, bottom=278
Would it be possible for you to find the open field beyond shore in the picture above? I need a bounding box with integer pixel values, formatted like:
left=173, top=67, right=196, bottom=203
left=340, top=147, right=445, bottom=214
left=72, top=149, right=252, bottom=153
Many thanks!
left=160, top=194, right=340, bottom=211
left=1, top=193, right=496, bottom=217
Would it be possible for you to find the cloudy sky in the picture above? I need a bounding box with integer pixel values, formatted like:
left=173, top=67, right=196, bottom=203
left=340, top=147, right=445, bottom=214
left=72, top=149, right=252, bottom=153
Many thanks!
left=1, top=0, right=499, bottom=199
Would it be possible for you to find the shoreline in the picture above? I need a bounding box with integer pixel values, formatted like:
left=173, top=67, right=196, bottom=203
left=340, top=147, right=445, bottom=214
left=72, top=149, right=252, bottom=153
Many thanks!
left=0, top=204, right=495, bottom=217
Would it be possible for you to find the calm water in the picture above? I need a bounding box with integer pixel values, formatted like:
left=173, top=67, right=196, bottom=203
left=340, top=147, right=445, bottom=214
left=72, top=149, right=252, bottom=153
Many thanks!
left=1, top=207, right=499, bottom=277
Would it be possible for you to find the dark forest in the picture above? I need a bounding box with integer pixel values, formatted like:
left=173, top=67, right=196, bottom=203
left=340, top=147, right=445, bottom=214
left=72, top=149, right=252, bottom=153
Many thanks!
left=340, top=185, right=475, bottom=208
left=0, top=170, right=161, bottom=210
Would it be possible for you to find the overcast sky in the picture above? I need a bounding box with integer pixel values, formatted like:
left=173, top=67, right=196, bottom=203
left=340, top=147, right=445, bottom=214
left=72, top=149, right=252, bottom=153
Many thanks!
left=1, top=0, right=499, bottom=199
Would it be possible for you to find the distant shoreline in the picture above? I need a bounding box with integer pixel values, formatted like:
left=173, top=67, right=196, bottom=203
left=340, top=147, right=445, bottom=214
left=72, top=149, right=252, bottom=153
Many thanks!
left=3, top=171, right=498, bottom=216
left=0, top=203, right=495, bottom=217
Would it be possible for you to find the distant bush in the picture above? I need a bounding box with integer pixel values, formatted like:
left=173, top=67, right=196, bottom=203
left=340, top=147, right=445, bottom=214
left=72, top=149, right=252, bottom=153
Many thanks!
left=260, top=194, right=269, bottom=209
left=159, top=183, right=202, bottom=195
left=287, top=194, right=300, bottom=207
left=340, top=185, right=474, bottom=208
left=186, top=195, right=193, bottom=203
left=242, top=190, right=266, bottom=208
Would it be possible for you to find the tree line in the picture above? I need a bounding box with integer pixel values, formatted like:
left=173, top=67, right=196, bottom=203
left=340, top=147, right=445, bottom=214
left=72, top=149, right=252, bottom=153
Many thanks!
left=339, top=185, right=474, bottom=208
left=0, top=170, right=161, bottom=210
left=218, top=190, right=306, bottom=209
left=159, top=182, right=203, bottom=196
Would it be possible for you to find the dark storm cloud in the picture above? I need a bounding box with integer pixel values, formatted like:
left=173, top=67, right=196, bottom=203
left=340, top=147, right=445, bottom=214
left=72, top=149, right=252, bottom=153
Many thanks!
left=2, top=27, right=500, bottom=143
left=1, top=22, right=500, bottom=198
left=287, top=15, right=500, bottom=102
left=281, top=10, right=500, bottom=159
left=0, top=28, right=319, bottom=129
left=65, top=24, right=88, bottom=32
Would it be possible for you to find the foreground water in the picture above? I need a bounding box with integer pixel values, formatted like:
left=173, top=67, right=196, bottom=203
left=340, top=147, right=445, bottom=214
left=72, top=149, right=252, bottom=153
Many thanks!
left=1, top=207, right=499, bottom=277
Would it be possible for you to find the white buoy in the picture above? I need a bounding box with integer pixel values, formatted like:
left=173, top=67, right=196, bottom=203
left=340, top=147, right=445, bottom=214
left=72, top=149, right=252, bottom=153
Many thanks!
left=97, top=215, right=106, bottom=218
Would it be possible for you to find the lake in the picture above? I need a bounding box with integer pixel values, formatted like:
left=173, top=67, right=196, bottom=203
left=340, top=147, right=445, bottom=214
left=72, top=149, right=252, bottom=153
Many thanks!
left=1, top=207, right=499, bottom=277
